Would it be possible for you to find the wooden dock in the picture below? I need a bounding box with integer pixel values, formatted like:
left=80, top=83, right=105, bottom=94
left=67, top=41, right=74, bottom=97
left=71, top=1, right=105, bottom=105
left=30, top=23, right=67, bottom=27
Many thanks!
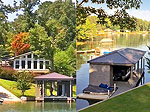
left=36, top=96, right=75, bottom=102
left=77, top=49, right=95, bottom=54
left=77, top=93, right=109, bottom=100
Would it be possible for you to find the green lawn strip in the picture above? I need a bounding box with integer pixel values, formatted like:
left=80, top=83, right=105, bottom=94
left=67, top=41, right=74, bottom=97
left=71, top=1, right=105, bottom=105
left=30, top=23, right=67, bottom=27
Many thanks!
left=0, top=78, right=76, bottom=98
left=0, top=78, right=35, bottom=98
left=80, top=83, right=150, bottom=112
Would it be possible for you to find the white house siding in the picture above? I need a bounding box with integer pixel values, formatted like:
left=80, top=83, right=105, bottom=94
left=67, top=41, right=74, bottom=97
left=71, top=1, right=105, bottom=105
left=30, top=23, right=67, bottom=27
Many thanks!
left=13, top=53, right=50, bottom=72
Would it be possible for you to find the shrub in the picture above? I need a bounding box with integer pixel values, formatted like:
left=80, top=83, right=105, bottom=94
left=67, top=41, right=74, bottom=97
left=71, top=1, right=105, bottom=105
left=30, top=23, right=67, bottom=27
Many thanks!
left=0, top=67, right=16, bottom=81
left=15, top=71, right=33, bottom=96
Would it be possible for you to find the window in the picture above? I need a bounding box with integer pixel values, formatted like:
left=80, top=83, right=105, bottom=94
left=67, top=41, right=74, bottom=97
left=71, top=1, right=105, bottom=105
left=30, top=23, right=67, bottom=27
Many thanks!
left=27, top=54, right=31, bottom=58
left=40, top=61, right=43, bottom=69
left=45, top=61, right=50, bottom=69
left=28, top=61, right=31, bottom=69
left=22, top=60, right=25, bottom=69
left=15, top=60, right=19, bottom=69
left=34, top=61, right=37, bottom=69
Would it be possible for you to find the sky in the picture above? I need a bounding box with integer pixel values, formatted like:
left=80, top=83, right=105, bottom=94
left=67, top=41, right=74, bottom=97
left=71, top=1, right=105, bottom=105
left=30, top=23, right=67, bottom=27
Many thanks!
left=81, top=0, right=150, bottom=21
left=1, top=0, right=76, bottom=21
left=2, top=0, right=150, bottom=21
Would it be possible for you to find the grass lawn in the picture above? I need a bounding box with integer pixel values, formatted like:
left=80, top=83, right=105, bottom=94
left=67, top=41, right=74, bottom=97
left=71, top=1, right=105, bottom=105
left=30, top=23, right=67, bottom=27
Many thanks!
left=0, top=78, right=35, bottom=98
left=80, top=83, right=150, bottom=112
left=0, top=78, right=76, bottom=98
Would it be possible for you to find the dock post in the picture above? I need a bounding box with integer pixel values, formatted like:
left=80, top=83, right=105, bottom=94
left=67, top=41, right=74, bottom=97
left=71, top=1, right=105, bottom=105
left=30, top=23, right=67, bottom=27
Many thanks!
left=35, top=80, right=37, bottom=101
left=114, top=83, right=116, bottom=91
left=131, top=66, right=133, bottom=79
left=137, top=61, right=139, bottom=73
left=108, top=90, right=110, bottom=97
left=42, top=80, right=44, bottom=102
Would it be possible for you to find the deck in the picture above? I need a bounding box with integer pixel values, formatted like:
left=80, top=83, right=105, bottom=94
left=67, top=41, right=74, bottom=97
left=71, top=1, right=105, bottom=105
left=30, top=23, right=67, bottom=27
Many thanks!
left=112, top=69, right=144, bottom=97
left=77, top=93, right=108, bottom=100
left=77, top=49, right=95, bottom=54
left=77, top=69, right=145, bottom=101
left=36, top=96, right=74, bottom=101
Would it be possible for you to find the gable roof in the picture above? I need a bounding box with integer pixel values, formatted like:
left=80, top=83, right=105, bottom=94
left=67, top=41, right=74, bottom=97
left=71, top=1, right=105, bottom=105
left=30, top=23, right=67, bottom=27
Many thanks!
left=88, top=48, right=146, bottom=65
left=34, top=72, right=73, bottom=81
left=10, top=52, right=32, bottom=60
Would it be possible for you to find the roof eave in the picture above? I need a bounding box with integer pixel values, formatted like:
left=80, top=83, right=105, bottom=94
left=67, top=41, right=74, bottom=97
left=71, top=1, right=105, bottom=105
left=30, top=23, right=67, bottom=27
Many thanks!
left=89, top=62, right=134, bottom=66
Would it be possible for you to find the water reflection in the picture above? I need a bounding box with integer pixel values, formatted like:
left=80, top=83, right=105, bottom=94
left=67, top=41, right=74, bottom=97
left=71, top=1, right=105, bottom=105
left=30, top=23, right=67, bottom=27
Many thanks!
left=76, top=34, right=150, bottom=111
left=0, top=102, right=76, bottom=112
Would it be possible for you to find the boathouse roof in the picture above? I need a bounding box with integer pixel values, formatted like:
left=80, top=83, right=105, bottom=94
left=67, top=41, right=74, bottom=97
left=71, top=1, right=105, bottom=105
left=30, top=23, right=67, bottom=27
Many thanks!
left=88, top=48, right=146, bottom=65
left=34, top=72, right=73, bottom=81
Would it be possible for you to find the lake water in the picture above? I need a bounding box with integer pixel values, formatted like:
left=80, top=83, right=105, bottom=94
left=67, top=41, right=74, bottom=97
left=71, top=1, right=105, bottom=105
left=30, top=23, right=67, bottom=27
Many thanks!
left=0, top=101, right=76, bottom=112
left=76, top=33, right=150, bottom=111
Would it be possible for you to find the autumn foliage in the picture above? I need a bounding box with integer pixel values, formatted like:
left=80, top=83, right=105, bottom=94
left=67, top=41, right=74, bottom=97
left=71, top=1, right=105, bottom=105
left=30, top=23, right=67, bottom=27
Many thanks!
left=11, top=32, right=30, bottom=55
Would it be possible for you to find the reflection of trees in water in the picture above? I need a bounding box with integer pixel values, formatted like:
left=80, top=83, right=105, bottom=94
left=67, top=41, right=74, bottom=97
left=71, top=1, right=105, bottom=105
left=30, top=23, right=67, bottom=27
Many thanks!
left=115, top=34, right=150, bottom=47
left=77, top=34, right=150, bottom=51
left=76, top=54, right=90, bottom=70
left=77, top=34, right=150, bottom=70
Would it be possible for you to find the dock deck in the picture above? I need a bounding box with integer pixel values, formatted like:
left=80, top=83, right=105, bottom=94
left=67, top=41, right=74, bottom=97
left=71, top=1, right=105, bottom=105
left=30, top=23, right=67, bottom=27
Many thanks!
left=77, top=93, right=108, bottom=100
left=36, top=96, right=75, bottom=102
left=77, top=49, right=95, bottom=54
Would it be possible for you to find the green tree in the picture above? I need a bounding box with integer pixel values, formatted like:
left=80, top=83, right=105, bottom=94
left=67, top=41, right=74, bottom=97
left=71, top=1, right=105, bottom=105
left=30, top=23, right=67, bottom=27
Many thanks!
left=77, top=0, right=142, bottom=31
left=15, top=71, right=33, bottom=96
left=12, top=0, right=40, bottom=32
left=29, top=19, right=66, bottom=72
left=77, top=19, right=97, bottom=41
left=36, top=1, right=75, bottom=50
left=54, top=46, right=76, bottom=76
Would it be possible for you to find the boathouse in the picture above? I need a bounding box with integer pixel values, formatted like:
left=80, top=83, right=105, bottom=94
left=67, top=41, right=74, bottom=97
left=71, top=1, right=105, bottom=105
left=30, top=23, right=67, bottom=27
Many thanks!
left=88, top=48, right=146, bottom=87
left=34, top=72, right=73, bottom=101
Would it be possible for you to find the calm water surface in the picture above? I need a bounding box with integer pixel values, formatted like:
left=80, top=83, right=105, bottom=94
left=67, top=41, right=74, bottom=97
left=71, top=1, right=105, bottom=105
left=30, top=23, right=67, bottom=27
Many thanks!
left=76, top=34, right=150, bottom=111
left=0, top=102, right=76, bottom=112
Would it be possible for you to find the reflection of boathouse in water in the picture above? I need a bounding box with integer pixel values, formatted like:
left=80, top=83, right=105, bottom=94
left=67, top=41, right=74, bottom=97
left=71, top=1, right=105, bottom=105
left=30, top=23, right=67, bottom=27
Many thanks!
left=34, top=72, right=74, bottom=102
left=78, top=48, right=146, bottom=100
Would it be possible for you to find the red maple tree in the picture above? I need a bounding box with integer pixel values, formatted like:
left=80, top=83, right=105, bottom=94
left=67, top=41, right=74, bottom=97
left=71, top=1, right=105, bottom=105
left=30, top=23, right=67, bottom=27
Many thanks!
left=11, top=32, right=30, bottom=55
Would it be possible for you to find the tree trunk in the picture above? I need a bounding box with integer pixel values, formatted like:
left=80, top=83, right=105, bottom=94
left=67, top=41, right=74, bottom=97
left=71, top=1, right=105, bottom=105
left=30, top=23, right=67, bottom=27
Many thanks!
left=51, top=50, right=55, bottom=72
left=22, top=90, right=25, bottom=96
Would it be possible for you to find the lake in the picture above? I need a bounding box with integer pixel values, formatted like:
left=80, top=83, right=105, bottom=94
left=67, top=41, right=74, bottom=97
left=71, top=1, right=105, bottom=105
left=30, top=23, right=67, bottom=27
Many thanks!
left=0, top=101, right=76, bottom=112
left=76, top=33, right=150, bottom=111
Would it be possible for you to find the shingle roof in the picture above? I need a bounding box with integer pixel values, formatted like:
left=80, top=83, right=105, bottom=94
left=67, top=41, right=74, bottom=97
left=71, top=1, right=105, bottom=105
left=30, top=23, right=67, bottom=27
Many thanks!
left=88, top=48, right=146, bottom=65
left=34, top=72, right=73, bottom=80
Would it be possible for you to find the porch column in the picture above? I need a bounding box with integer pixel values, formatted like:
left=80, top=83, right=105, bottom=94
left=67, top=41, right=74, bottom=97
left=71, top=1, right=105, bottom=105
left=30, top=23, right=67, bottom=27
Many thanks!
left=134, top=64, right=136, bottom=71
left=14, top=60, right=16, bottom=69
left=43, top=59, right=46, bottom=70
left=19, top=57, right=22, bottom=69
left=31, top=53, right=34, bottom=69
left=35, top=80, right=38, bottom=98
left=37, top=59, right=40, bottom=70
left=141, top=58, right=143, bottom=72
left=42, top=80, right=45, bottom=99
left=131, top=66, right=133, bottom=79
left=25, top=55, right=28, bottom=69
left=143, top=56, right=145, bottom=71
left=137, top=60, right=139, bottom=73
left=70, top=80, right=72, bottom=98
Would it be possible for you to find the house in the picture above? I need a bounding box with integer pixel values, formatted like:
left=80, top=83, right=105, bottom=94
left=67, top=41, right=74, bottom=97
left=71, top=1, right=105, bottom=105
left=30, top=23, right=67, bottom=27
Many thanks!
left=10, top=52, right=50, bottom=74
